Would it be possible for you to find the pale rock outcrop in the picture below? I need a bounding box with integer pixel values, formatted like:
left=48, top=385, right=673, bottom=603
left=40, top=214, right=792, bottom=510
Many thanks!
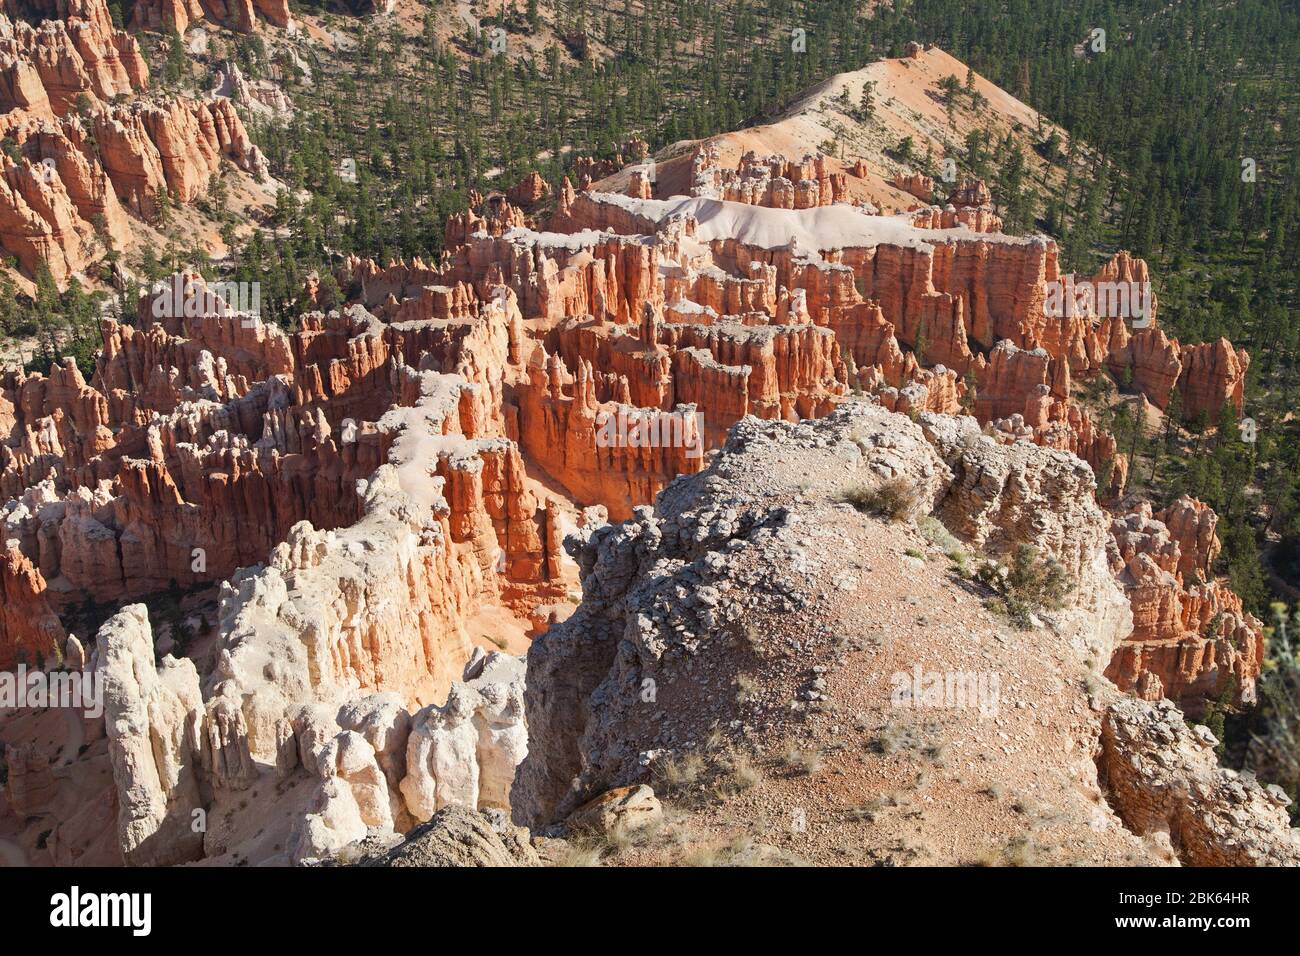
left=513, top=402, right=1121, bottom=825
left=463, top=650, right=527, bottom=810
left=291, top=702, right=340, bottom=778
left=289, top=777, right=369, bottom=864
left=568, top=784, right=663, bottom=836
left=401, top=684, right=481, bottom=821
left=212, top=60, right=291, bottom=117
left=319, top=730, right=393, bottom=830
left=97, top=604, right=205, bottom=866
left=359, top=805, right=540, bottom=867
left=400, top=650, right=527, bottom=821
left=920, top=411, right=1133, bottom=662
left=64, top=633, right=85, bottom=670
left=3, top=743, right=57, bottom=817
left=1099, top=697, right=1300, bottom=865
left=338, top=693, right=411, bottom=828
left=199, top=693, right=257, bottom=791
left=203, top=463, right=479, bottom=761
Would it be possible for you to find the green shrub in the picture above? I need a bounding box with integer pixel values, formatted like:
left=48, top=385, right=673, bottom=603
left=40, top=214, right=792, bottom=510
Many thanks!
left=977, top=544, right=1069, bottom=627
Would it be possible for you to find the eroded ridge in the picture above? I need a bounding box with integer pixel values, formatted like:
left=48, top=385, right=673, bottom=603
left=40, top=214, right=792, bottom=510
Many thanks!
left=512, top=404, right=1296, bottom=865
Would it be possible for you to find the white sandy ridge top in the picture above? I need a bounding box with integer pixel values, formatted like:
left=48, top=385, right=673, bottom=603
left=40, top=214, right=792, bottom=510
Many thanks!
left=593, top=193, right=1042, bottom=254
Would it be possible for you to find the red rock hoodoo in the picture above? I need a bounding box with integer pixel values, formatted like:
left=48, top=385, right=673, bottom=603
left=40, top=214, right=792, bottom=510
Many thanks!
left=0, top=0, right=270, bottom=281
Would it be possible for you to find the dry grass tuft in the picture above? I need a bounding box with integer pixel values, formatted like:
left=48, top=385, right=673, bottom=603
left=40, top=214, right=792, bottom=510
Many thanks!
left=780, top=740, right=824, bottom=775
left=734, top=672, right=760, bottom=703
left=655, top=751, right=706, bottom=796
left=872, top=719, right=942, bottom=758
left=840, top=478, right=919, bottom=521
left=724, top=752, right=762, bottom=793
left=553, top=838, right=604, bottom=867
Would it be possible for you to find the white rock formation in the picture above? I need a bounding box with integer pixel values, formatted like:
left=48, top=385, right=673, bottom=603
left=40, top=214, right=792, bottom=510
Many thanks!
left=400, top=651, right=528, bottom=822
left=338, top=693, right=412, bottom=828
left=204, top=463, right=478, bottom=761
left=98, top=605, right=205, bottom=866
left=401, top=685, right=483, bottom=820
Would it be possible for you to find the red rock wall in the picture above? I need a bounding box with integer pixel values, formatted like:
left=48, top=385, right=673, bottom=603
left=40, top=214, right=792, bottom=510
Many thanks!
left=0, top=543, right=65, bottom=670
left=129, top=0, right=291, bottom=33
left=0, top=0, right=265, bottom=279
left=0, top=284, right=557, bottom=664
left=1106, top=498, right=1264, bottom=714
left=0, top=0, right=146, bottom=117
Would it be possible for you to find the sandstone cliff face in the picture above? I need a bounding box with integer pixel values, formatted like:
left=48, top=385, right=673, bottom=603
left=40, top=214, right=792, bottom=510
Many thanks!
left=1106, top=329, right=1249, bottom=422
left=0, top=0, right=268, bottom=279
left=0, top=269, right=571, bottom=659
left=697, top=146, right=849, bottom=209
left=444, top=191, right=527, bottom=248
left=206, top=455, right=485, bottom=755
left=1176, top=338, right=1250, bottom=420
left=1106, top=497, right=1264, bottom=715
left=93, top=96, right=267, bottom=218
left=973, top=339, right=1123, bottom=494
left=0, top=541, right=64, bottom=669
left=2, top=263, right=571, bottom=864
left=128, top=0, right=292, bottom=33
left=0, top=149, right=96, bottom=282
left=891, top=172, right=932, bottom=203
left=1099, top=697, right=1299, bottom=865
left=516, top=344, right=708, bottom=521
left=564, top=184, right=1250, bottom=428
left=0, top=0, right=146, bottom=117
left=506, top=171, right=549, bottom=208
